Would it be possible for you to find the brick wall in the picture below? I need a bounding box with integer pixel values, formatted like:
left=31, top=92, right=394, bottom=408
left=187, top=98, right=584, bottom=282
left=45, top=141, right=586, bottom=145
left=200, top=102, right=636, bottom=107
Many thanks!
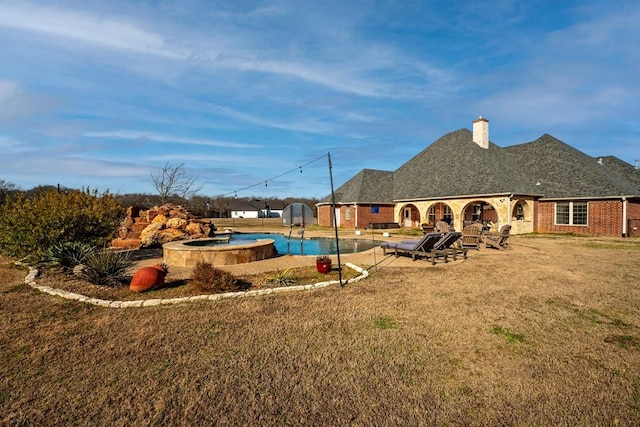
left=317, top=204, right=395, bottom=228
left=537, top=200, right=623, bottom=236
left=355, top=205, right=395, bottom=228
left=627, top=200, right=640, bottom=237
left=317, top=205, right=333, bottom=227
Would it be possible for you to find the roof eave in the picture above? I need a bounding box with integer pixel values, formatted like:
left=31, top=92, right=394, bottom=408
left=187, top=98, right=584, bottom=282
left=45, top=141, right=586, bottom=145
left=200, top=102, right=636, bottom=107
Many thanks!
left=393, top=192, right=541, bottom=202
left=316, top=201, right=395, bottom=206
left=539, top=195, right=639, bottom=201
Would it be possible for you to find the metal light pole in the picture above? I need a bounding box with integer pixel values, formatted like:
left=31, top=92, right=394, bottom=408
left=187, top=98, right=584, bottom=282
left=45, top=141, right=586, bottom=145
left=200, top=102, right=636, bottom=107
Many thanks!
left=328, top=152, right=343, bottom=286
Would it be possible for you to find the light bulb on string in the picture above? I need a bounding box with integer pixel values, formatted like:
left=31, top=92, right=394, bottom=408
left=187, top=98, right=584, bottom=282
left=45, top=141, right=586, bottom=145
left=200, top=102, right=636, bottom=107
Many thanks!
left=299, top=167, right=303, bottom=173
left=265, top=181, right=268, bottom=187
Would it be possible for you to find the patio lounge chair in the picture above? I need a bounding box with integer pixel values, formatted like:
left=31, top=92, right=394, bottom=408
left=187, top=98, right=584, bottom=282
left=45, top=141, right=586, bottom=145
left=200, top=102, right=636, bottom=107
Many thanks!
left=426, top=231, right=466, bottom=265
left=484, top=225, right=511, bottom=250
left=380, top=232, right=442, bottom=260
left=460, top=222, right=483, bottom=250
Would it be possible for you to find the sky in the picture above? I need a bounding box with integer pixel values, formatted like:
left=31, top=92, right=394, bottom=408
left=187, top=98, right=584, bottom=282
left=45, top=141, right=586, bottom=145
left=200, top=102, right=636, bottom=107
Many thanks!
left=1, top=0, right=639, bottom=199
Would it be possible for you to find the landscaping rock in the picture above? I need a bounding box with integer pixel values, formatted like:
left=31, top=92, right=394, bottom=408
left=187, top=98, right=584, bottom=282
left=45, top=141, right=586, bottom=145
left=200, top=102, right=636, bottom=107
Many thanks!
left=112, top=203, right=216, bottom=249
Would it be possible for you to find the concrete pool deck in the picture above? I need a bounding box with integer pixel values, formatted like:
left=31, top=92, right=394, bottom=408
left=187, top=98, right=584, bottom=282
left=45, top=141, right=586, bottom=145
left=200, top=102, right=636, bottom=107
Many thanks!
left=131, top=226, right=457, bottom=280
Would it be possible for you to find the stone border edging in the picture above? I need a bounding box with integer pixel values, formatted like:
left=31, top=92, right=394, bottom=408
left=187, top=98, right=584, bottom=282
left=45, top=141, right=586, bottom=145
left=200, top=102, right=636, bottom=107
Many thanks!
left=22, top=263, right=369, bottom=308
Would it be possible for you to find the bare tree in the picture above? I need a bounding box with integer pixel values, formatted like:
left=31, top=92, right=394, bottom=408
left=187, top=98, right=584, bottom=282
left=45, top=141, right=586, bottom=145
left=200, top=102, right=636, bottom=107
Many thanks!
left=151, top=162, right=203, bottom=204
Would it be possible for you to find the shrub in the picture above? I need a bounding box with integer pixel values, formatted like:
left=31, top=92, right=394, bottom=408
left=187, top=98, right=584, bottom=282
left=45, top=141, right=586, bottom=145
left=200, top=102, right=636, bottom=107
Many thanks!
left=0, top=188, right=124, bottom=261
left=76, top=249, right=132, bottom=287
left=190, top=262, right=239, bottom=293
left=268, top=268, right=296, bottom=286
left=43, top=241, right=95, bottom=270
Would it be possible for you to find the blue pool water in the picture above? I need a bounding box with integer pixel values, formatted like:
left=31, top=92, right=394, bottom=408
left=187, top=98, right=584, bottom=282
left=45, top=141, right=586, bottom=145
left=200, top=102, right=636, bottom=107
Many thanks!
left=229, top=233, right=377, bottom=256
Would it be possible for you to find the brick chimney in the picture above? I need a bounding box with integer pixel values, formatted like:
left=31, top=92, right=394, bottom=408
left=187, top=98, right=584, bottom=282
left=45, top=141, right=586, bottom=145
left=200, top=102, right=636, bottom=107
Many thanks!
left=473, top=116, right=489, bottom=149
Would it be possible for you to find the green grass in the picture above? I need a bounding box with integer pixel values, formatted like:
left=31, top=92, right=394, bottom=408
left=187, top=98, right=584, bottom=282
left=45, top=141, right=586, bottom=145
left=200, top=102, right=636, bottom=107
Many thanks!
left=374, top=316, right=397, bottom=330
left=604, top=335, right=638, bottom=349
left=491, top=325, right=526, bottom=344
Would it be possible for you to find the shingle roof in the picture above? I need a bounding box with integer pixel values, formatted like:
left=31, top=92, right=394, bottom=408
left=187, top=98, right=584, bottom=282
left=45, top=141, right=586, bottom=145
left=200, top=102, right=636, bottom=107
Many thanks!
left=393, top=129, right=537, bottom=200
left=504, top=134, right=640, bottom=198
left=229, top=199, right=263, bottom=211
left=319, top=169, right=393, bottom=204
left=323, top=127, right=640, bottom=203
left=600, top=156, right=640, bottom=192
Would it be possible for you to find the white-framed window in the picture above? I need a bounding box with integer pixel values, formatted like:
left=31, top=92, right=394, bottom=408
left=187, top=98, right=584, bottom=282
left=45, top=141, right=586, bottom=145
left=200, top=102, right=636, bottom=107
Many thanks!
left=427, top=203, right=453, bottom=224
left=442, top=205, right=453, bottom=223
left=345, top=206, right=351, bottom=220
left=555, top=201, right=588, bottom=225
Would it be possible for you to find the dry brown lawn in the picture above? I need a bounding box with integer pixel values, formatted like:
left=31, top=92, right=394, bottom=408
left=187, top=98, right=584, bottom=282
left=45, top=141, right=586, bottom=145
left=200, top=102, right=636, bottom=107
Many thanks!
left=2, top=234, right=640, bottom=426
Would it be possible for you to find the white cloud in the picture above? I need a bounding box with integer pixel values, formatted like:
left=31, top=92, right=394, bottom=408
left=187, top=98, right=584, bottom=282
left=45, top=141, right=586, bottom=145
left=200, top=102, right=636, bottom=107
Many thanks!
left=0, top=134, right=30, bottom=153
left=0, top=1, right=453, bottom=100
left=84, top=130, right=259, bottom=148
left=208, top=105, right=340, bottom=135
left=0, top=1, right=186, bottom=59
left=0, top=79, right=60, bottom=124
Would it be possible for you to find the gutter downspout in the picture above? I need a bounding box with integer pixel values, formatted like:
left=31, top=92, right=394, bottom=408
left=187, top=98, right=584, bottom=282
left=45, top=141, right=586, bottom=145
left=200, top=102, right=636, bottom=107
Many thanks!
left=508, top=194, right=513, bottom=226
left=622, top=197, right=628, bottom=237
left=355, top=204, right=358, bottom=229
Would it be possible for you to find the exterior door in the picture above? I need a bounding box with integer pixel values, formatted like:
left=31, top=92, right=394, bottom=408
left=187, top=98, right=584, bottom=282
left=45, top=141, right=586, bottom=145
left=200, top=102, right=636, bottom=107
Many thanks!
left=404, top=207, right=412, bottom=227
left=334, top=208, right=341, bottom=227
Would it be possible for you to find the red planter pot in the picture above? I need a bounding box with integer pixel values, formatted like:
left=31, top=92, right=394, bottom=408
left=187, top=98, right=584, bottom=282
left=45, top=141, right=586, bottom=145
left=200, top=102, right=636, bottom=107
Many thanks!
left=316, top=259, right=332, bottom=274
left=129, top=265, right=167, bottom=293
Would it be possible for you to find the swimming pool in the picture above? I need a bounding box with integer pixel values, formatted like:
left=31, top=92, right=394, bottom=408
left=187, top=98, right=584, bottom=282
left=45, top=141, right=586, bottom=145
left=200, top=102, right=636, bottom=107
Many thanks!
left=230, top=233, right=377, bottom=256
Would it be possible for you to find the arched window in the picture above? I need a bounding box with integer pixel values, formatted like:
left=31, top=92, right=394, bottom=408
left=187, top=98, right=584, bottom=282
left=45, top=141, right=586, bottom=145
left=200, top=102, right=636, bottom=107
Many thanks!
left=427, top=203, right=453, bottom=224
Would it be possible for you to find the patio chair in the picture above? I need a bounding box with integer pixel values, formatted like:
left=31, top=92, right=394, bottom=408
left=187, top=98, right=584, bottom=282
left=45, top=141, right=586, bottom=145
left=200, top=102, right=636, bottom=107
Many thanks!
left=426, top=231, right=466, bottom=265
left=435, top=220, right=450, bottom=233
left=484, top=225, right=511, bottom=250
left=421, top=223, right=435, bottom=234
left=460, top=222, right=483, bottom=250
left=379, top=232, right=442, bottom=260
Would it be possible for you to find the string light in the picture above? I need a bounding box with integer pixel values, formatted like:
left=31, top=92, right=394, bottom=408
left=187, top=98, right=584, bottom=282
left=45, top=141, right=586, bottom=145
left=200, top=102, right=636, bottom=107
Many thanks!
left=216, top=153, right=327, bottom=198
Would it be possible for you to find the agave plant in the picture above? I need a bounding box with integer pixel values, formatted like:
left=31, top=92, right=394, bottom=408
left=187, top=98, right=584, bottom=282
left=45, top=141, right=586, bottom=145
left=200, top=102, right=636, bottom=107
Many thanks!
left=77, top=249, right=132, bottom=287
left=268, top=268, right=296, bottom=286
left=42, top=241, right=95, bottom=270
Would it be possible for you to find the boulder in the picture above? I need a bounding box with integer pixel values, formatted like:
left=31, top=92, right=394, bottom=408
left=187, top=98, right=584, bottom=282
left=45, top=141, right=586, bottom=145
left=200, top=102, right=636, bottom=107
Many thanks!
left=112, top=203, right=215, bottom=249
left=166, top=218, right=187, bottom=229
left=151, top=213, right=168, bottom=225
left=185, top=222, right=203, bottom=235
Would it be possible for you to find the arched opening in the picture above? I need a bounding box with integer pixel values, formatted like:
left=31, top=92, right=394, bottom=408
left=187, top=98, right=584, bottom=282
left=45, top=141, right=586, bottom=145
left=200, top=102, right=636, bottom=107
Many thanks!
left=426, top=202, right=454, bottom=226
left=512, top=200, right=527, bottom=221
left=399, top=204, right=421, bottom=228
left=462, top=201, right=498, bottom=227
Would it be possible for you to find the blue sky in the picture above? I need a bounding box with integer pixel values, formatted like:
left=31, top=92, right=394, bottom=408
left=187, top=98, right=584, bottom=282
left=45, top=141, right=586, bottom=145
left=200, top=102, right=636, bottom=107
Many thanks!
left=1, top=0, right=639, bottom=199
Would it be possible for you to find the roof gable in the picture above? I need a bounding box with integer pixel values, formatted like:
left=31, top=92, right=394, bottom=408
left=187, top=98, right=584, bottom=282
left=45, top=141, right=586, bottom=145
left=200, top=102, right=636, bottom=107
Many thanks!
left=393, top=129, right=537, bottom=200
left=504, top=134, right=639, bottom=198
left=322, top=168, right=394, bottom=204
left=600, top=156, right=640, bottom=192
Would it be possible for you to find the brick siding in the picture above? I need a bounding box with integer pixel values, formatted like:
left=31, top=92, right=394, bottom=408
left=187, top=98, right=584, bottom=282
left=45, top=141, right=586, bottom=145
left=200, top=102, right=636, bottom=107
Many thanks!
left=627, top=200, right=640, bottom=237
left=354, top=205, right=395, bottom=228
left=317, top=204, right=395, bottom=228
left=537, top=200, right=623, bottom=236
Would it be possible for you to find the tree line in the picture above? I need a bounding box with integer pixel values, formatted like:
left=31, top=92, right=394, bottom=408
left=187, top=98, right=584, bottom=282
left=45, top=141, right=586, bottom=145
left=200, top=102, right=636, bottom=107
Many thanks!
left=1, top=178, right=320, bottom=218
